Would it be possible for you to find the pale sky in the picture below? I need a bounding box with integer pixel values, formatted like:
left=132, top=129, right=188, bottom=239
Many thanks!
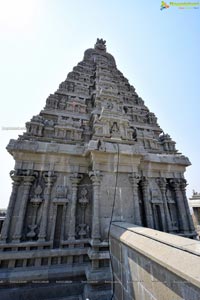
left=0, top=0, right=199, bottom=208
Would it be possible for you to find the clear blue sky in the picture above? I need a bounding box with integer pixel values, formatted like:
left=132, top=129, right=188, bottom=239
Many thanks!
left=0, top=0, right=199, bottom=208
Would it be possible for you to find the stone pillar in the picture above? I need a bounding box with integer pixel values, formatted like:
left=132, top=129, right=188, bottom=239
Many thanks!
left=170, top=179, right=189, bottom=233
left=68, top=174, right=83, bottom=240
left=38, top=172, right=56, bottom=241
left=0, top=171, right=22, bottom=242
left=140, top=178, right=154, bottom=228
left=129, top=174, right=142, bottom=225
left=52, top=185, right=69, bottom=241
left=179, top=179, right=195, bottom=233
left=157, top=178, right=173, bottom=233
left=90, top=171, right=102, bottom=243
left=13, top=175, right=35, bottom=242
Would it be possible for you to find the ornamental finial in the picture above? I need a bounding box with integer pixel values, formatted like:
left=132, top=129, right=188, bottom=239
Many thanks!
left=95, top=38, right=106, bottom=51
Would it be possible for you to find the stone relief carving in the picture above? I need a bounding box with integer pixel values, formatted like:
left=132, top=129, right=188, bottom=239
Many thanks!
left=53, top=185, right=69, bottom=204
left=43, top=119, right=54, bottom=127
left=45, top=94, right=59, bottom=109
left=59, top=81, right=75, bottom=92
left=76, top=188, right=90, bottom=239
left=31, top=115, right=44, bottom=123
left=146, top=112, right=157, bottom=124
left=97, top=140, right=106, bottom=151
left=67, top=71, right=80, bottom=81
left=30, top=184, right=43, bottom=203
left=110, top=122, right=120, bottom=137
left=76, top=224, right=90, bottom=239
left=27, top=184, right=43, bottom=239
left=159, top=133, right=176, bottom=152
left=78, top=187, right=89, bottom=205
left=130, top=126, right=137, bottom=141
left=58, top=97, right=66, bottom=110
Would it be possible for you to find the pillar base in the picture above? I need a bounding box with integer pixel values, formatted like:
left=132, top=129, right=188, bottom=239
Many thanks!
left=90, top=238, right=101, bottom=246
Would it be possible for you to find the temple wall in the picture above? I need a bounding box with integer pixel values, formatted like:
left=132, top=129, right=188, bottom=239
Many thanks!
left=110, top=222, right=200, bottom=300
left=99, top=172, right=134, bottom=240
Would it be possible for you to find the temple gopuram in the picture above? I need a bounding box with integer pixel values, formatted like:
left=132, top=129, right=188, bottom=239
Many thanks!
left=0, top=38, right=196, bottom=300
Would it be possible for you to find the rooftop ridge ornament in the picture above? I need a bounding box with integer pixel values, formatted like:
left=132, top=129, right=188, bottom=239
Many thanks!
left=95, top=38, right=106, bottom=51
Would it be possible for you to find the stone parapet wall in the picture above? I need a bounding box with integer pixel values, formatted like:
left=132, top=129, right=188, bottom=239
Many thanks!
left=110, top=222, right=200, bottom=300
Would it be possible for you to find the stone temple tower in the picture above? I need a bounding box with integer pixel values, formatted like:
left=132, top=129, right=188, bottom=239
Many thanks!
left=0, top=39, right=196, bottom=300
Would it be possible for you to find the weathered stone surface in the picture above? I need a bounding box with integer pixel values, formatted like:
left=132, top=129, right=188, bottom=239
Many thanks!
left=110, top=222, right=200, bottom=300
left=0, top=38, right=196, bottom=299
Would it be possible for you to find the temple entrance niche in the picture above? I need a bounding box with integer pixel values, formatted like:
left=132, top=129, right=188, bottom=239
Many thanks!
left=153, top=204, right=163, bottom=231
left=138, top=183, right=147, bottom=227
left=75, top=175, right=92, bottom=239
left=53, top=205, right=64, bottom=248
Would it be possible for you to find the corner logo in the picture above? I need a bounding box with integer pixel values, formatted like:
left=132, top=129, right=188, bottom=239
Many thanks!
left=160, top=1, right=200, bottom=10
left=160, top=1, right=170, bottom=10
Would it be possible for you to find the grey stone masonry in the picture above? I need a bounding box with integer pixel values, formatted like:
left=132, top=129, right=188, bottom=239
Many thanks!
left=0, top=38, right=196, bottom=300
left=110, top=222, right=200, bottom=300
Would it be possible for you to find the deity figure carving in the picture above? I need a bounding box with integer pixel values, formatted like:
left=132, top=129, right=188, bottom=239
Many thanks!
left=110, top=122, right=120, bottom=137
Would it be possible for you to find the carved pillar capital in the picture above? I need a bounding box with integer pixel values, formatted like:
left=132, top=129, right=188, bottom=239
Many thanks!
left=23, top=175, right=35, bottom=186
left=179, top=178, right=187, bottom=191
left=9, top=170, right=22, bottom=184
left=169, top=179, right=179, bottom=191
left=128, top=173, right=140, bottom=186
left=89, top=171, right=102, bottom=185
left=156, top=178, right=167, bottom=191
left=43, top=171, right=56, bottom=186
left=70, top=173, right=83, bottom=186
